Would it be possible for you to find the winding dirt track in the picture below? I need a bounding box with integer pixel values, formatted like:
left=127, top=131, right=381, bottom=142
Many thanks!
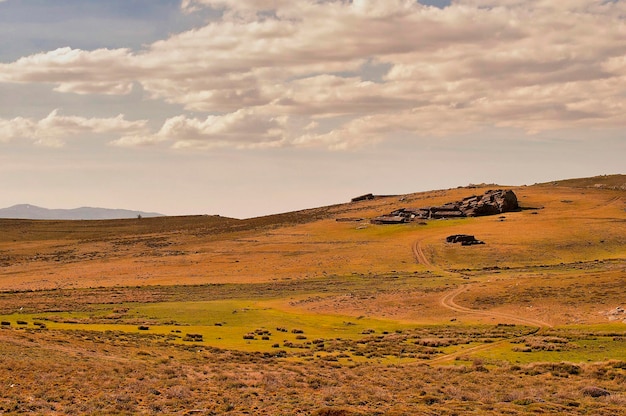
left=412, top=237, right=553, bottom=364
left=412, top=240, right=432, bottom=266
left=440, top=286, right=553, bottom=328
left=412, top=238, right=552, bottom=328
left=427, top=338, right=514, bottom=365
left=427, top=285, right=552, bottom=364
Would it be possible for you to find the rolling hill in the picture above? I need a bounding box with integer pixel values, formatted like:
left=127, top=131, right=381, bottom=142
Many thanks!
left=0, top=203, right=164, bottom=220
left=0, top=174, right=624, bottom=415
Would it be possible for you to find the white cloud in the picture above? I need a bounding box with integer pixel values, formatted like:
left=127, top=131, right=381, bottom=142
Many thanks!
left=0, top=110, right=148, bottom=147
left=112, top=109, right=287, bottom=149
left=0, top=47, right=135, bottom=95
left=181, top=0, right=293, bottom=14
left=1, top=0, right=625, bottom=149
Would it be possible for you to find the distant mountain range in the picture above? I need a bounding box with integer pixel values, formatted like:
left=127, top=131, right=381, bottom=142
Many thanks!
left=0, top=204, right=164, bottom=220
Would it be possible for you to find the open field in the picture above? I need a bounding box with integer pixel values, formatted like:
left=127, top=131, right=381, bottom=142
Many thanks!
left=1, top=175, right=625, bottom=414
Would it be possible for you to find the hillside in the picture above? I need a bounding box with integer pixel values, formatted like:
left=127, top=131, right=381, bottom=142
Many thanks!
left=0, top=175, right=624, bottom=415
left=1, top=176, right=623, bottom=292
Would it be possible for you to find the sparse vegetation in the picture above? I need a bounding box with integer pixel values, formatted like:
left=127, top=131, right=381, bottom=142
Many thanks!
left=0, top=176, right=624, bottom=414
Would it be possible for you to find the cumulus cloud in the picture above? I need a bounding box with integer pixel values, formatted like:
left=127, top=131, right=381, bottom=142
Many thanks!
left=0, top=47, right=136, bottom=95
left=0, top=110, right=148, bottom=147
left=1, top=0, right=625, bottom=149
left=112, top=109, right=287, bottom=149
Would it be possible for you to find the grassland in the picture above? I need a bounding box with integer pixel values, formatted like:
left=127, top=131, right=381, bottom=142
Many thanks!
left=0, top=175, right=624, bottom=414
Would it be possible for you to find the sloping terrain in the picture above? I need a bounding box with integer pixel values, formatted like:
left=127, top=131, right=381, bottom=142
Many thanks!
left=0, top=175, right=624, bottom=414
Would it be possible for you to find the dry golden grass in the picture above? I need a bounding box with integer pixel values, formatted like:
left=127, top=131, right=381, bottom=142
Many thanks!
left=0, top=174, right=625, bottom=414
left=1, top=327, right=625, bottom=415
left=1, top=179, right=623, bottom=291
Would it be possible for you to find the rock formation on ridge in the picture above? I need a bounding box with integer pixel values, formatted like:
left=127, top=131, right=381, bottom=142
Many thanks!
left=371, top=189, right=519, bottom=224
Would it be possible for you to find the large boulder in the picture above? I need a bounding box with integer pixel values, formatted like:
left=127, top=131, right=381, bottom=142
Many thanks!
left=459, top=189, right=518, bottom=217
left=446, top=234, right=485, bottom=245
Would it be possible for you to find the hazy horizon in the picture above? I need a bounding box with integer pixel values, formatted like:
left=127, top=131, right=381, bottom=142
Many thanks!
left=2, top=173, right=624, bottom=220
left=1, top=0, right=624, bottom=218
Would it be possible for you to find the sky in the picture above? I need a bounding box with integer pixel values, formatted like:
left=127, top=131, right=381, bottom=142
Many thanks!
left=0, top=0, right=624, bottom=218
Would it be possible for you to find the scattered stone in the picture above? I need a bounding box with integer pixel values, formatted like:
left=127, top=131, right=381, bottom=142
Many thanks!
left=370, top=215, right=409, bottom=225
left=604, top=306, right=625, bottom=322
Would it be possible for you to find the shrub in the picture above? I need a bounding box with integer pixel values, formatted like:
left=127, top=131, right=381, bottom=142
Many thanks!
left=581, top=386, right=610, bottom=398
left=183, top=333, right=203, bottom=342
left=313, top=408, right=356, bottom=416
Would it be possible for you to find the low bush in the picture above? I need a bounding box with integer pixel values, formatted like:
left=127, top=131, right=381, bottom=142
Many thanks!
left=581, top=386, right=611, bottom=397
left=183, top=334, right=203, bottom=342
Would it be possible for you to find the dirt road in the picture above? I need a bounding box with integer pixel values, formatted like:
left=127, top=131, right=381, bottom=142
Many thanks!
left=439, top=285, right=553, bottom=328
left=412, top=240, right=432, bottom=266
left=426, top=285, right=552, bottom=364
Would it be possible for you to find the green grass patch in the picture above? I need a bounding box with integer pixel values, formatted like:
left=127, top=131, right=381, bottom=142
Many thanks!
left=473, top=334, right=626, bottom=364
left=0, top=300, right=417, bottom=352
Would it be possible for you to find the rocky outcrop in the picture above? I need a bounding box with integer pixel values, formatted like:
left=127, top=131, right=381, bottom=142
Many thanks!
left=603, top=306, right=626, bottom=323
left=371, top=189, right=519, bottom=223
left=351, top=193, right=375, bottom=202
left=459, top=189, right=519, bottom=217
left=370, top=215, right=409, bottom=224
left=446, top=234, right=485, bottom=245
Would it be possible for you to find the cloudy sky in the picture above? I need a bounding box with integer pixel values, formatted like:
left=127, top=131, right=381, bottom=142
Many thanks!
left=0, top=0, right=624, bottom=218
